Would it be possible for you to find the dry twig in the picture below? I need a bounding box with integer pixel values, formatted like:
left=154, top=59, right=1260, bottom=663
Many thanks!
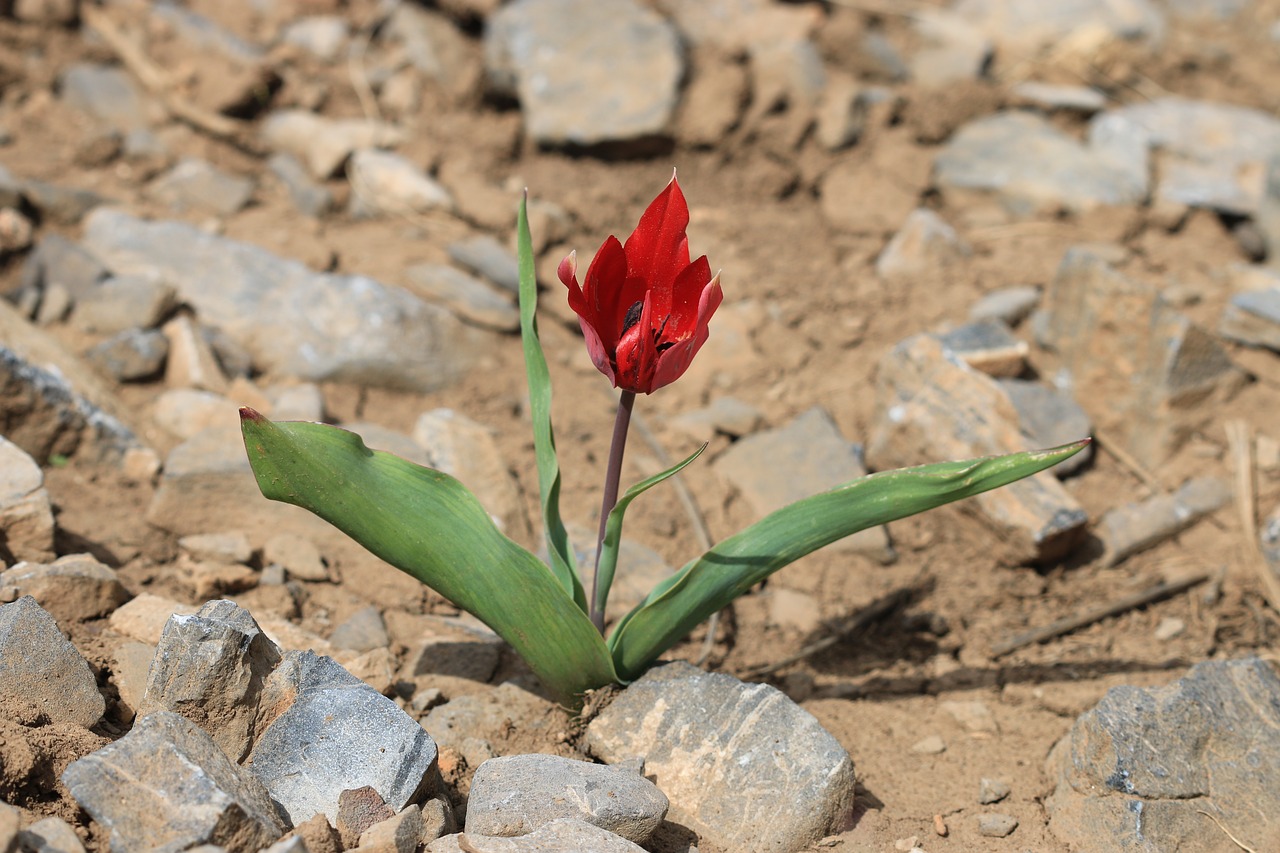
left=1196, top=810, right=1259, bottom=853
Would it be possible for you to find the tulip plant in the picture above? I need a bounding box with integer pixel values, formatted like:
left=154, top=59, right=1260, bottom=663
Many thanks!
left=240, top=175, right=1087, bottom=707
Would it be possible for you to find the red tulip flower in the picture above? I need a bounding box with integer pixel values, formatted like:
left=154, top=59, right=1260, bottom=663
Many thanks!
left=559, top=176, right=723, bottom=395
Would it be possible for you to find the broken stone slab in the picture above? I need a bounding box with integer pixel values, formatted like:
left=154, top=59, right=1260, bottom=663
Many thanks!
left=875, top=208, right=971, bottom=279
left=997, top=379, right=1093, bottom=477
left=937, top=318, right=1028, bottom=378
left=465, top=754, right=667, bottom=845
left=62, top=711, right=285, bottom=853
left=0, top=298, right=146, bottom=464
left=969, top=285, right=1041, bottom=326
left=712, top=407, right=895, bottom=564
left=1099, top=476, right=1232, bottom=567
left=0, top=554, right=129, bottom=623
left=0, top=436, right=55, bottom=562
left=428, top=818, right=647, bottom=853
left=484, top=0, right=683, bottom=151
left=1046, top=657, right=1280, bottom=853
left=1034, top=247, right=1246, bottom=468
left=140, top=599, right=284, bottom=763
left=0, top=596, right=104, bottom=727
left=869, top=335, right=1089, bottom=564
left=248, top=650, right=440, bottom=825
left=81, top=209, right=482, bottom=393
left=584, top=661, right=855, bottom=853
left=401, top=614, right=503, bottom=683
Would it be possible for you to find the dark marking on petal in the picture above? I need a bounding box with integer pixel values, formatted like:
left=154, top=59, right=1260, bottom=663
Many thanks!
left=622, top=300, right=645, bottom=334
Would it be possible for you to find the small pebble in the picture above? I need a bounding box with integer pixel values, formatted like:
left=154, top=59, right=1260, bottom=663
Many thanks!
left=893, top=836, right=917, bottom=851
left=911, top=734, right=946, bottom=754
left=978, top=777, right=1011, bottom=804
left=933, top=813, right=947, bottom=836
left=976, top=813, right=1018, bottom=838
left=1154, top=616, right=1186, bottom=641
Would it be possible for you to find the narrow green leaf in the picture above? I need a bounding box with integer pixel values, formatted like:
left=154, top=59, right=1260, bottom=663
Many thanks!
left=240, top=411, right=615, bottom=705
left=517, top=193, right=585, bottom=612
left=595, top=444, right=707, bottom=624
left=607, top=440, right=1091, bottom=680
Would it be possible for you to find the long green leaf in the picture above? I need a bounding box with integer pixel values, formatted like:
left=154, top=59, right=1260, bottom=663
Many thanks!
left=595, top=445, right=706, bottom=624
left=517, top=193, right=585, bottom=612
left=240, top=410, right=615, bottom=705
left=607, top=440, right=1090, bottom=680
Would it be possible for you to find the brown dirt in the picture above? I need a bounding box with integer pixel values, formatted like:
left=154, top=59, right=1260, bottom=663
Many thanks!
left=3, top=2, right=1280, bottom=852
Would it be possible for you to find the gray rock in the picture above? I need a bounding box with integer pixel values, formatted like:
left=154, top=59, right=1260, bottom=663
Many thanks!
left=1258, top=155, right=1280, bottom=267
left=403, top=264, right=519, bottom=332
left=336, top=786, right=395, bottom=847
left=1104, top=97, right=1280, bottom=215
left=82, top=209, right=480, bottom=392
left=714, top=407, right=893, bottom=562
left=485, top=0, right=683, bottom=150
left=0, top=554, right=129, bottom=624
left=19, top=181, right=108, bottom=226
left=1034, top=248, right=1246, bottom=467
left=584, top=661, right=856, bottom=853
left=18, top=816, right=86, bottom=853
left=267, top=153, right=334, bottom=218
left=145, top=158, right=255, bottom=216
left=668, top=396, right=764, bottom=442
left=909, top=9, right=993, bottom=87
left=969, top=285, right=1040, bottom=326
left=1220, top=278, right=1280, bottom=349
left=952, top=0, right=1165, bottom=49
left=152, top=1, right=264, bottom=63
left=937, top=318, right=1026, bottom=378
left=180, top=531, right=254, bottom=565
left=348, top=149, right=453, bottom=217
left=466, top=754, right=667, bottom=844
left=72, top=275, right=177, bottom=335
left=264, top=382, right=325, bottom=422
left=978, top=777, right=1011, bottom=804
left=815, top=76, right=884, bottom=152
left=976, top=813, right=1018, bottom=837
left=261, top=109, right=406, bottom=179
left=383, top=4, right=477, bottom=99
left=281, top=15, right=350, bottom=62
left=248, top=650, right=440, bottom=824
left=62, top=711, right=284, bottom=853
left=151, top=388, right=235, bottom=440
left=0, top=596, right=104, bottom=727
left=140, top=600, right=284, bottom=762
left=997, top=379, right=1093, bottom=476
left=1011, top=82, right=1107, bottom=113
left=935, top=111, right=1149, bottom=214
left=1099, top=476, right=1232, bottom=566
left=428, top=818, right=647, bottom=852
left=84, top=328, right=170, bottom=382
left=411, top=409, right=523, bottom=532
left=1046, top=658, right=1280, bottom=853
left=59, top=63, right=152, bottom=131
left=447, top=235, right=520, bottom=294
left=875, top=208, right=971, bottom=279
left=357, top=804, right=424, bottom=853
left=20, top=233, right=109, bottom=307
left=403, top=614, right=503, bottom=683
left=0, top=437, right=55, bottom=562
left=869, top=335, right=1088, bottom=564
left=423, top=684, right=558, bottom=751
left=329, top=605, right=390, bottom=653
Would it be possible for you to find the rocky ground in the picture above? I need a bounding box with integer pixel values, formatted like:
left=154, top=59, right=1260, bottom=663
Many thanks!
left=2, top=0, right=1280, bottom=851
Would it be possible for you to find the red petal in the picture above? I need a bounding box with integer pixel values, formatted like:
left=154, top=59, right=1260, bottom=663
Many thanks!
left=662, top=255, right=712, bottom=342
left=651, top=272, right=723, bottom=392
left=581, top=237, right=628, bottom=347
left=578, top=317, right=616, bottom=386
left=615, top=292, right=658, bottom=393
left=623, top=176, right=692, bottom=311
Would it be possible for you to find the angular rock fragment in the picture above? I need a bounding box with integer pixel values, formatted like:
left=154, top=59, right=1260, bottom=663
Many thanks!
left=1219, top=267, right=1280, bottom=349
left=875, top=208, right=971, bottom=279
left=1046, top=658, right=1280, bottom=853
left=1098, top=477, right=1231, bottom=566
left=428, top=818, right=647, bottom=852
left=261, top=110, right=406, bottom=180
left=348, top=149, right=453, bottom=217
left=62, top=712, right=285, bottom=853
left=585, top=662, right=855, bottom=853
left=84, top=329, right=169, bottom=382
left=869, top=335, right=1088, bottom=563
left=466, top=754, right=667, bottom=844
left=997, top=379, right=1093, bottom=476
left=0, top=596, right=104, bottom=727
left=402, top=614, right=503, bottom=683
left=0, top=554, right=129, bottom=623
left=937, top=318, right=1027, bottom=378
left=18, top=816, right=86, bottom=853
left=0, top=437, right=56, bottom=562
left=423, top=684, right=557, bottom=751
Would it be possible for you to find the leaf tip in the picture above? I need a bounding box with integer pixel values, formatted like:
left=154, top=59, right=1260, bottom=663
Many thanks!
left=239, top=406, right=266, bottom=423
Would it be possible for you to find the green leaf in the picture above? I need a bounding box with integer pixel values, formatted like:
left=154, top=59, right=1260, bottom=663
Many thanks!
left=240, top=411, right=616, bottom=706
left=607, top=440, right=1090, bottom=680
left=595, top=444, right=706, bottom=624
left=517, top=193, right=586, bottom=612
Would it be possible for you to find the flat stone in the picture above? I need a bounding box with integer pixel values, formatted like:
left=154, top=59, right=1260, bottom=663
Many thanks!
left=0, top=596, right=104, bottom=727
left=0, top=554, right=129, bottom=624
left=19, top=181, right=109, bottom=226
left=875, top=208, right=971, bottom=279
left=337, top=786, right=395, bottom=848
left=18, top=816, right=85, bottom=853
left=281, top=15, right=350, bottom=61
left=446, top=235, right=520, bottom=294
left=145, top=158, right=255, bottom=216
left=59, top=62, right=153, bottom=131
left=978, top=777, right=1011, bottom=804
left=62, top=711, right=284, bottom=853
left=348, top=149, right=453, bottom=217
left=423, top=684, right=557, bottom=751
left=485, top=0, right=683, bottom=150
left=869, top=335, right=1088, bottom=564
left=428, top=818, right=647, bottom=852
left=411, top=409, right=523, bottom=532
left=997, top=379, right=1093, bottom=476
left=1046, top=658, right=1280, bottom=853
left=402, top=614, right=503, bottom=683
left=111, top=639, right=156, bottom=719
left=357, top=804, right=423, bottom=853
left=976, top=813, right=1018, bottom=838
left=1034, top=248, right=1246, bottom=467
left=909, top=9, right=992, bottom=88
left=1011, top=82, right=1107, bottom=113
left=108, top=593, right=199, bottom=644
left=0, top=436, right=55, bottom=561
left=139, top=600, right=284, bottom=763
left=935, top=111, right=1149, bottom=214
left=1220, top=284, right=1280, bottom=349
left=152, top=388, right=236, bottom=440
left=71, top=275, right=178, bottom=335
left=466, top=754, right=667, bottom=844
left=937, top=318, right=1026, bottom=378
left=84, top=328, right=169, bottom=382
left=584, top=661, right=856, bottom=853
left=951, top=0, right=1165, bottom=50
left=821, top=153, right=926, bottom=234
left=20, top=234, right=109, bottom=306
left=329, top=605, right=390, bottom=653
left=262, top=532, right=330, bottom=582
left=911, top=734, right=947, bottom=755
left=248, top=650, right=439, bottom=824
left=261, top=109, right=407, bottom=179
left=668, top=396, right=764, bottom=442
left=403, top=264, right=519, bottom=332
left=82, top=209, right=480, bottom=392
left=713, top=407, right=894, bottom=563
left=1099, top=476, right=1232, bottom=566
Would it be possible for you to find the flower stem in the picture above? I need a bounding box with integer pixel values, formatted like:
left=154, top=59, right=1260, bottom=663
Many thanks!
left=591, top=390, right=636, bottom=633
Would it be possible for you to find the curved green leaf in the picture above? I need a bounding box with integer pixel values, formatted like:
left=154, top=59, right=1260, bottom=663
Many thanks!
left=607, top=440, right=1090, bottom=680
left=240, top=410, right=615, bottom=705
left=517, top=193, right=585, bottom=612
left=595, top=444, right=706, bottom=624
